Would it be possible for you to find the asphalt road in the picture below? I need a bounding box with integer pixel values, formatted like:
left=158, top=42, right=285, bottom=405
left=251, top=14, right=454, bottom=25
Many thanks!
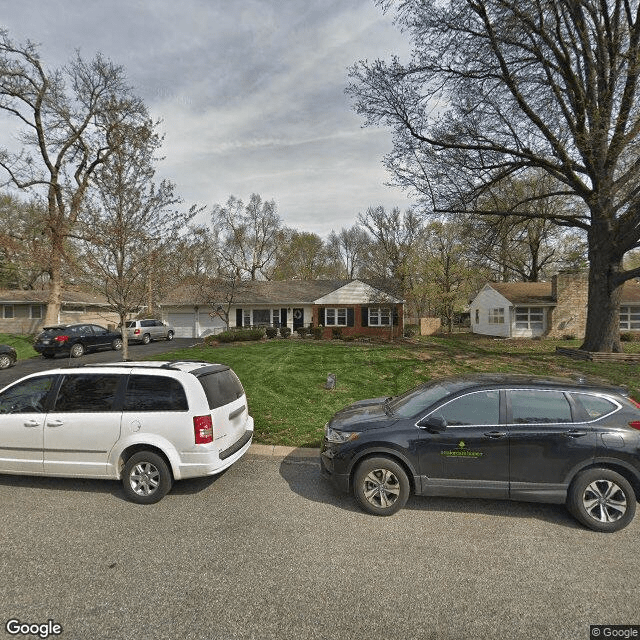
left=0, top=339, right=202, bottom=388
left=0, top=451, right=638, bottom=640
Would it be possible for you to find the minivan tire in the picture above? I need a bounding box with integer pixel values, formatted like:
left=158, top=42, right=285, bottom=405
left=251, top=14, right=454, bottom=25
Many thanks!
left=122, top=451, right=173, bottom=504
left=567, top=467, right=636, bottom=532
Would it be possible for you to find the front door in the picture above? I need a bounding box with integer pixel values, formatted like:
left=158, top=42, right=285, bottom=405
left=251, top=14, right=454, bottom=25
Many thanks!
left=417, top=389, right=509, bottom=498
left=0, top=375, right=57, bottom=474
left=292, top=308, right=304, bottom=330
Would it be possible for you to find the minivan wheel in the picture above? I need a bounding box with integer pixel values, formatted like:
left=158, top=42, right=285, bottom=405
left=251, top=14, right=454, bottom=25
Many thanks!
left=353, top=456, right=410, bottom=516
left=112, top=338, right=123, bottom=351
left=70, top=343, right=84, bottom=358
left=142, top=333, right=151, bottom=345
left=122, top=451, right=172, bottom=504
left=567, top=468, right=636, bottom=532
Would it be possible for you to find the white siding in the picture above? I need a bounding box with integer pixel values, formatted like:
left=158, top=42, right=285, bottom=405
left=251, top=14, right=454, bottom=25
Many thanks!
left=470, top=286, right=512, bottom=337
left=314, top=280, right=401, bottom=305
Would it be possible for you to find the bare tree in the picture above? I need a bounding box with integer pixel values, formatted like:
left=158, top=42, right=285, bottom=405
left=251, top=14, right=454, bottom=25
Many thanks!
left=78, top=121, right=196, bottom=359
left=211, top=193, right=282, bottom=280
left=0, top=30, right=149, bottom=324
left=271, top=228, right=329, bottom=280
left=347, top=0, right=640, bottom=352
left=326, top=225, right=370, bottom=278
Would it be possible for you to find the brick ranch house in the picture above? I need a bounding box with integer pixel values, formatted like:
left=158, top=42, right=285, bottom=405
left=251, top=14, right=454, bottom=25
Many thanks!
left=160, top=279, right=405, bottom=339
left=470, top=271, right=640, bottom=339
left=0, top=289, right=120, bottom=334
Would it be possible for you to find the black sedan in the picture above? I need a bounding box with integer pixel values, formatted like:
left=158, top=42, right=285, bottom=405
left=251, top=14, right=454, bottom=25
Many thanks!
left=0, top=344, right=17, bottom=369
left=320, top=374, right=640, bottom=532
left=33, top=323, right=123, bottom=359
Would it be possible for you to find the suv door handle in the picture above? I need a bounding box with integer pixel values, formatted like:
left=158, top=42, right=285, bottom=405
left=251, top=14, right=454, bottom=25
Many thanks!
left=46, top=420, right=64, bottom=428
left=484, top=431, right=507, bottom=439
left=565, top=430, right=587, bottom=438
left=24, top=420, right=41, bottom=428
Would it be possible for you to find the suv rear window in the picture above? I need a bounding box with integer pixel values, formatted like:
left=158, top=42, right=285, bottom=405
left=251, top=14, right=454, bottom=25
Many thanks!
left=198, top=369, right=245, bottom=409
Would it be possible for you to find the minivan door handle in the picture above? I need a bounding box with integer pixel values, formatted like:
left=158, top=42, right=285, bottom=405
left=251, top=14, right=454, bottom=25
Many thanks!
left=484, top=431, right=507, bottom=439
left=24, top=420, right=41, bottom=428
left=46, top=420, right=64, bottom=428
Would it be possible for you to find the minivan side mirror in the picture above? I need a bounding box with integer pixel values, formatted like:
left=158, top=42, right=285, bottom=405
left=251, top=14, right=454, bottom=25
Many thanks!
left=417, top=415, right=447, bottom=433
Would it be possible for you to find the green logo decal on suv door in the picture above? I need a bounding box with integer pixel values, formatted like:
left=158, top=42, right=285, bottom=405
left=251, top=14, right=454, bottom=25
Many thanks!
left=440, top=440, right=484, bottom=458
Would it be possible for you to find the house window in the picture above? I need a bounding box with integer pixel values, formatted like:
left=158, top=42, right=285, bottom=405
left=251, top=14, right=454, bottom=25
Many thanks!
left=514, top=307, right=544, bottom=330
left=488, top=308, right=504, bottom=324
left=243, top=310, right=251, bottom=326
left=30, top=305, right=43, bottom=319
left=3, top=305, right=14, bottom=319
left=368, top=307, right=391, bottom=326
left=272, top=309, right=280, bottom=326
left=252, top=309, right=271, bottom=326
left=325, top=308, right=347, bottom=326
left=475, top=309, right=479, bottom=324
left=620, top=306, right=640, bottom=330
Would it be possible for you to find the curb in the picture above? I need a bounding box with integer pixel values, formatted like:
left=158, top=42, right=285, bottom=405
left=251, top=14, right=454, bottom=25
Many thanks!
left=248, top=444, right=320, bottom=460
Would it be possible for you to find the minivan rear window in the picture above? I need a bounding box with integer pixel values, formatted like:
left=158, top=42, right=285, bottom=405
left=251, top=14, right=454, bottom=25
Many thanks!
left=198, top=370, right=245, bottom=409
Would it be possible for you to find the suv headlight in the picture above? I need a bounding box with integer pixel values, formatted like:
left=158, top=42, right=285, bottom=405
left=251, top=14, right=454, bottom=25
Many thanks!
left=325, top=424, right=360, bottom=443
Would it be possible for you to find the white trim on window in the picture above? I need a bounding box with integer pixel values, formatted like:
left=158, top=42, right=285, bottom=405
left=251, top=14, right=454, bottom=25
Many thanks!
left=620, top=306, right=640, bottom=331
left=3, top=305, right=14, bottom=319
left=30, top=304, right=43, bottom=319
left=514, top=306, right=544, bottom=330
left=488, top=308, right=504, bottom=324
left=368, top=306, right=391, bottom=326
left=325, top=307, right=347, bottom=326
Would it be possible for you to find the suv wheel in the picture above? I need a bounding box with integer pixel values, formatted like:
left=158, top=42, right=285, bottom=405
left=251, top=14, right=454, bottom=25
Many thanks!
left=167, top=330, right=174, bottom=341
left=0, top=354, right=14, bottom=369
left=567, top=468, right=636, bottom=532
left=112, top=338, right=123, bottom=351
left=70, top=343, right=85, bottom=358
left=122, top=451, right=173, bottom=504
left=141, top=333, right=151, bottom=345
left=353, top=456, right=410, bottom=516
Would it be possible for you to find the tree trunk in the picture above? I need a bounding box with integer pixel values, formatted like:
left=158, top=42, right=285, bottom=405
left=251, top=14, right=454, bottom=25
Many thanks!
left=44, top=236, right=64, bottom=326
left=580, top=233, right=623, bottom=352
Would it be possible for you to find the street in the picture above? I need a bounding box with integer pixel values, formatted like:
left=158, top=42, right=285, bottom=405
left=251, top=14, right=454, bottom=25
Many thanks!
left=1, top=451, right=638, bottom=640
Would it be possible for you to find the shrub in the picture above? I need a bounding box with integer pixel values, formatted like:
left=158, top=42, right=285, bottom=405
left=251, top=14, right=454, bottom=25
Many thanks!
left=331, top=327, right=343, bottom=340
left=215, top=328, right=265, bottom=343
left=620, top=332, right=636, bottom=342
left=562, top=334, right=576, bottom=341
left=279, top=326, right=292, bottom=338
left=296, top=327, right=309, bottom=338
left=265, top=326, right=278, bottom=339
left=404, top=324, right=420, bottom=338
left=312, top=326, right=324, bottom=340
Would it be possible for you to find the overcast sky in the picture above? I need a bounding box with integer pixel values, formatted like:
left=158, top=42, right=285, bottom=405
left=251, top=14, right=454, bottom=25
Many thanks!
left=1, top=0, right=413, bottom=237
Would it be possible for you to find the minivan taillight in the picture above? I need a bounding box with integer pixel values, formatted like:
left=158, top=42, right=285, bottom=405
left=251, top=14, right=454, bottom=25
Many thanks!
left=629, top=421, right=640, bottom=431
left=193, top=415, right=213, bottom=444
left=54, top=335, right=69, bottom=343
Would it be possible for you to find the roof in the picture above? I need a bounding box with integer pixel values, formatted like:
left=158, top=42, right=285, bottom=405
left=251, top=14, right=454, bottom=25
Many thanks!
left=0, top=288, right=110, bottom=305
left=162, top=279, right=404, bottom=306
left=485, top=279, right=640, bottom=305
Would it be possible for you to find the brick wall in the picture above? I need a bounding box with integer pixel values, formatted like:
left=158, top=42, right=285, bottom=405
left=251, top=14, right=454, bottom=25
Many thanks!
left=547, top=271, right=589, bottom=338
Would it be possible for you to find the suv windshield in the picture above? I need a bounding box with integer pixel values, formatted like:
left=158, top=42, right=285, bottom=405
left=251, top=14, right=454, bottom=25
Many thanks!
left=388, top=380, right=472, bottom=418
left=198, top=369, right=245, bottom=409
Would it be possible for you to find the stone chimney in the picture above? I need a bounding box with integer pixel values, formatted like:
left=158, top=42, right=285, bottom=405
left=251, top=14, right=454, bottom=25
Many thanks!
left=548, top=271, right=589, bottom=338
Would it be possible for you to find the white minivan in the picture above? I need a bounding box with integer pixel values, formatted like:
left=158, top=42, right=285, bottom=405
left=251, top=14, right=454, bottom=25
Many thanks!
left=0, top=361, right=253, bottom=503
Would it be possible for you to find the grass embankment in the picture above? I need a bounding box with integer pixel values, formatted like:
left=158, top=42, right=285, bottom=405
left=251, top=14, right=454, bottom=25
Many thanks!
left=0, top=334, right=38, bottom=360
left=148, top=334, right=640, bottom=448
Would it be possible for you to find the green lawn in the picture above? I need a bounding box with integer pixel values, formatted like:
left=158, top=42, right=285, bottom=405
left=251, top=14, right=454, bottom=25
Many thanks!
left=0, top=333, right=38, bottom=360
left=148, top=334, right=640, bottom=448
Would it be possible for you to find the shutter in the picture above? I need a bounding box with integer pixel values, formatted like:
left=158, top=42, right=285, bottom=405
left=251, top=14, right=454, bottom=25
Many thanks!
left=318, top=308, right=325, bottom=325
left=347, top=308, right=354, bottom=327
left=236, top=308, right=242, bottom=327
left=280, top=308, right=287, bottom=326
left=393, top=307, right=399, bottom=326
left=361, top=307, right=369, bottom=327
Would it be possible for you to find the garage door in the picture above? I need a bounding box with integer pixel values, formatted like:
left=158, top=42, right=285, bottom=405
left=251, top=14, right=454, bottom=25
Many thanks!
left=198, top=311, right=225, bottom=337
left=167, top=313, right=196, bottom=338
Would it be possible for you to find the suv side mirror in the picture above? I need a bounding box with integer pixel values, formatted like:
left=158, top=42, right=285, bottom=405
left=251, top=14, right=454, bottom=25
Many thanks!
left=417, top=415, right=447, bottom=433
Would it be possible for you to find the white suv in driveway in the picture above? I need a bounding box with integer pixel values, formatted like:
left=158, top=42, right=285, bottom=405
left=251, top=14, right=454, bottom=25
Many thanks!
left=0, top=361, right=253, bottom=503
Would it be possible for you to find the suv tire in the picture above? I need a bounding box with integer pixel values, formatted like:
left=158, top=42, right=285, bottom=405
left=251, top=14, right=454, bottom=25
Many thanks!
left=353, top=456, right=410, bottom=516
left=112, top=338, right=123, bottom=351
left=567, top=468, right=636, bottom=532
left=0, top=354, right=14, bottom=369
left=141, top=333, right=151, bottom=345
left=122, top=451, right=173, bottom=504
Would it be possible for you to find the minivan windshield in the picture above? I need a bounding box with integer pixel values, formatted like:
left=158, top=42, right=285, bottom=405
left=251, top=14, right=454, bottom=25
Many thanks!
left=198, top=369, right=245, bottom=409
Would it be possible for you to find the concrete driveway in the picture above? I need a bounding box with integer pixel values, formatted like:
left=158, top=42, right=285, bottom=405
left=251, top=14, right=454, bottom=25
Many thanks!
left=0, top=451, right=638, bottom=640
left=0, top=338, right=201, bottom=387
